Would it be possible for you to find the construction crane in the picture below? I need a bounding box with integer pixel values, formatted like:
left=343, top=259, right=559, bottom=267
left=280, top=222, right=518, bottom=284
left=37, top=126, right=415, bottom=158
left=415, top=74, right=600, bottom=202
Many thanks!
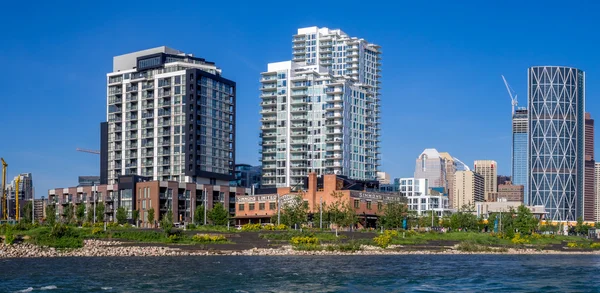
left=1, top=158, right=7, bottom=220
left=76, top=148, right=100, bottom=155
left=501, top=75, right=518, bottom=115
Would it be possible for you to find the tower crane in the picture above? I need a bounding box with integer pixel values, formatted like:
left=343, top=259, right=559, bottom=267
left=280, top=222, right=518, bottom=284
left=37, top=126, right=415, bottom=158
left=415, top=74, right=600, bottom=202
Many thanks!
left=501, top=75, right=518, bottom=115
left=76, top=148, right=100, bottom=155
left=1, top=158, right=7, bottom=220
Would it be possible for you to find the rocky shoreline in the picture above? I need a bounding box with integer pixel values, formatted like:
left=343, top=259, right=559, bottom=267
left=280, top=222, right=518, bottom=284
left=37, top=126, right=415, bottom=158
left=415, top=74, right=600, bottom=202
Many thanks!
left=1, top=240, right=600, bottom=257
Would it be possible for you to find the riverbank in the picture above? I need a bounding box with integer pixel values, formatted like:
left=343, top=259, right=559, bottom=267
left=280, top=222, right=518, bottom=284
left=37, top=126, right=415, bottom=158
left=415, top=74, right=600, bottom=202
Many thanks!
left=2, top=240, right=600, bottom=258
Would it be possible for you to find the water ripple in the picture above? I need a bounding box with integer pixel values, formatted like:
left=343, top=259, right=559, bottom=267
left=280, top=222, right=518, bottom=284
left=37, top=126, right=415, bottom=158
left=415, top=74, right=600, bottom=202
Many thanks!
left=1, top=255, right=600, bottom=292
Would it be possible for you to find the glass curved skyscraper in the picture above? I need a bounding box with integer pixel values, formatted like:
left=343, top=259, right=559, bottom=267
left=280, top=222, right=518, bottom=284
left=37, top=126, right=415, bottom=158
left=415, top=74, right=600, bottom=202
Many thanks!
left=528, top=66, right=585, bottom=221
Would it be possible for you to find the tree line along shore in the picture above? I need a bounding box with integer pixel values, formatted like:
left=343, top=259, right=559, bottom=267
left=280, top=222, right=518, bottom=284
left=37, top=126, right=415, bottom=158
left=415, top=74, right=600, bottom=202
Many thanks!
left=2, top=200, right=600, bottom=257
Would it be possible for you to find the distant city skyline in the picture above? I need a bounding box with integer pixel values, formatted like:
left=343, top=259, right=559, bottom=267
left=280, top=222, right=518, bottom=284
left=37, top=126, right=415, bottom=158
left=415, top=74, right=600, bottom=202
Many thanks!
left=3, top=1, right=600, bottom=197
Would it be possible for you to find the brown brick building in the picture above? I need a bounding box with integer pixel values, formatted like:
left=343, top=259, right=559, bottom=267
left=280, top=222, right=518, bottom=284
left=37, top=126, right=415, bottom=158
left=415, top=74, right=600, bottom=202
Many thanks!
left=497, top=181, right=524, bottom=202
left=48, top=175, right=251, bottom=227
left=234, top=173, right=406, bottom=228
left=584, top=113, right=596, bottom=221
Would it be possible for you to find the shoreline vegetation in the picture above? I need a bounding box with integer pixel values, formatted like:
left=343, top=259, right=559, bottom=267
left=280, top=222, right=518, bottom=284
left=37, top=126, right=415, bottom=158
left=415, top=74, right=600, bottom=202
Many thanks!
left=1, top=222, right=600, bottom=258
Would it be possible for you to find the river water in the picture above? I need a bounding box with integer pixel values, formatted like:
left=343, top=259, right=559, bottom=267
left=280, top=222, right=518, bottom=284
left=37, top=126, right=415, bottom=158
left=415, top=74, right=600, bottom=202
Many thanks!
left=1, top=255, right=599, bottom=292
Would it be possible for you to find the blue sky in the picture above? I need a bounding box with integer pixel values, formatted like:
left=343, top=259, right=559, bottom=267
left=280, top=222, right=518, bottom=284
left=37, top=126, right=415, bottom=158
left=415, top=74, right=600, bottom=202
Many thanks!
left=1, top=0, right=599, bottom=197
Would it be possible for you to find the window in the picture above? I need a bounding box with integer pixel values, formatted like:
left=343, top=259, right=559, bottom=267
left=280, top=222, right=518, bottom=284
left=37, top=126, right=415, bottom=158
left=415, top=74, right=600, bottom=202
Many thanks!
left=367, top=201, right=372, bottom=210
left=354, top=199, right=359, bottom=209
left=249, top=203, right=255, bottom=211
left=239, top=204, right=244, bottom=211
left=269, top=202, right=276, bottom=210
left=259, top=203, right=265, bottom=210
left=377, top=202, right=382, bottom=210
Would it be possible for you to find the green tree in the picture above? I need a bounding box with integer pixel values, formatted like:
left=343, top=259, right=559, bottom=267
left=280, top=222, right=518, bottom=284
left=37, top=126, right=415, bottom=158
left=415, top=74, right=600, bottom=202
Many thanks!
left=380, top=202, right=408, bottom=229
left=76, top=204, right=86, bottom=225
left=63, top=204, right=74, bottom=224
left=575, top=217, right=590, bottom=235
left=513, top=205, right=539, bottom=235
left=160, top=209, right=173, bottom=234
left=326, top=192, right=357, bottom=229
left=418, top=210, right=440, bottom=228
left=312, top=200, right=330, bottom=229
left=45, top=204, right=56, bottom=226
left=116, top=207, right=128, bottom=225
left=194, top=205, right=205, bottom=225
left=95, top=202, right=105, bottom=222
left=132, top=210, right=140, bottom=226
left=147, top=208, right=155, bottom=228
left=86, top=206, right=94, bottom=223
left=449, top=205, right=479, bottom=231
left=208, top=203, right=229, bottom=226
left=279, top=195, right=309, bottom=228
left=21, top=201, right=33, bottom=224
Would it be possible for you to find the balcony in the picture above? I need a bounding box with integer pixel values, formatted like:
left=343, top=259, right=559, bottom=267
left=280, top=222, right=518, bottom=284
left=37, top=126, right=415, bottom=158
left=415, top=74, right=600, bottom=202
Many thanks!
left=126, top=86, right=138, bottom=92
left=142, top=83, right=155, bottom=90
left=260, top=85, right=277, bottom=91
left=291, top=90, right=308, bottom=97
left=126, top=94, right=138, bottom=102
left=109, top=97, right=123, bottom=104
left=292, top=36, right=305, bottom=43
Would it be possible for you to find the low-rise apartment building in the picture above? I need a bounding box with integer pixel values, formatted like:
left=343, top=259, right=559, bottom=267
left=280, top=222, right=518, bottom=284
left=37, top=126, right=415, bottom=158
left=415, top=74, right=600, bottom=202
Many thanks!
left=234, top=173, right=405, bottom=228
left=48, top=175, right=251, bottom=227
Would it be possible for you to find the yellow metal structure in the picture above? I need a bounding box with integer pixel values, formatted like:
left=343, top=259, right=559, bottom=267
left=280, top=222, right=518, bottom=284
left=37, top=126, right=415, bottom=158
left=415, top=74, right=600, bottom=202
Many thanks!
left=15, top=175, right=20, bottom=221
left=1, top=158, right=7, bottom=220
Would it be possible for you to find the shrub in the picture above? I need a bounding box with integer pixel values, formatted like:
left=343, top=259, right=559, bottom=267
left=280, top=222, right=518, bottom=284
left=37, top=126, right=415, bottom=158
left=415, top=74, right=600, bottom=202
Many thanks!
left=50, top=224, right=72, bottom=238
left=292, top=244, right=322, bottom=251
left=91, top=227, right=104, bottom=235
left=530, top=233, right=542, bottom=240
left=457, top=241, right=493, bottom=252
left=241, top=223, right=262, bottom=231
left=4, top=230, right=15, bottom=245
left=590, top=243, right=600, bottom=249
left=82, top=222, right=92, bottom=228
left=567, top=242, right=578, bottom=248
left=93, top=222, right=104, bottom=228
left=192, top=234, right=227, bottom=243
left=511, top=233, right=530, bottom=245
left=336, top=241, right=361, bottom=252
left=290, top=236, right=319, bottom=245
left=275, top=224, right=287, bottom=230
left=167, top=234, right=180, bottom=243
left=373, top=234, right=391, bottom=248
left=107, top=222, right=119, bottom=228
left=384, top=230, right=399, bottom=238
left=187, top=223, right=196, bottom=230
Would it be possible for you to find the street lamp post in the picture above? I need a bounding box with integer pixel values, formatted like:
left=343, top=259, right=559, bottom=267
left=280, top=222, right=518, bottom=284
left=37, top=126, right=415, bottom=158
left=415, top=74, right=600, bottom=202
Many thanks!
left=203, top=188, right=207, bottom=225
left=277, top=194, right=281, bottom=226
left=319, top=196, right=323, bottom=229
left=93, top=183, right=96, bottom=224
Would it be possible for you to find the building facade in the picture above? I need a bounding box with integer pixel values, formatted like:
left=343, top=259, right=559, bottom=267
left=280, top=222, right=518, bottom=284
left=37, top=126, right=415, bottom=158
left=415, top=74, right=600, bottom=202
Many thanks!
left=414, top=149, right=447, bottom=189
left=584, top=113, right=596, bottom=221
left=453, top=170, right=485, bottom=209
left=528, top=66, right=585, bottom=221
left=104, top=46, right=236, bottom=186
left=377, top=172, right=391, bottom=184
left=235, top=173, right=404, bottom=228
left=398, top=178, right=450, bottom=216
left=78, top=176, right=100, bottom=187
left=48, top=175, right=251, bottom=227
left=512, top=108, right=528, bottom=204
left=498, top=181, right=524, bottom=202
left=231, top=164, right=262, bottom=188
left=596, top=162, right=600, bottom=221
left=260, top=27, right=381, bottom=188
left=439, top=152, right=456, bottom=208
left=474, top=160, right=498, bottom=202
